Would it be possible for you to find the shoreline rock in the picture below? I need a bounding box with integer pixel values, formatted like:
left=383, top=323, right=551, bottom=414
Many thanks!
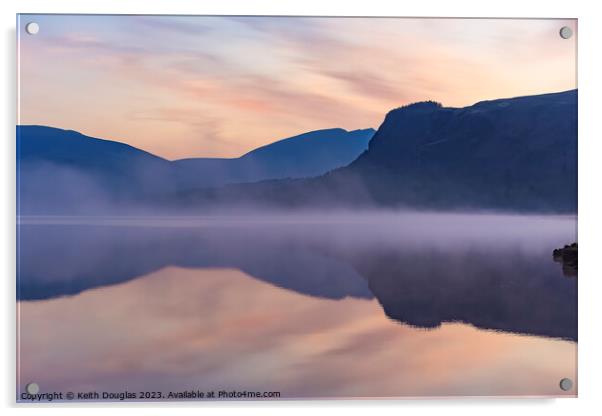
left=553, top=243, right=578, bottom=277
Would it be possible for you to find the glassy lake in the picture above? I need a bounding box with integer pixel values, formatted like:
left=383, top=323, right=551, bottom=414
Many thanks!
left=17, top=212, right=577, bottom=399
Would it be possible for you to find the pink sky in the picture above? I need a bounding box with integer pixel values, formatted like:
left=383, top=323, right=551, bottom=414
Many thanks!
left=18, top=16, right=577, bottom=160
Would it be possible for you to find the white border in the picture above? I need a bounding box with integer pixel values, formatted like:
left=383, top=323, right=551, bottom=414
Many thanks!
left=2, top=1, right=602, bottom=415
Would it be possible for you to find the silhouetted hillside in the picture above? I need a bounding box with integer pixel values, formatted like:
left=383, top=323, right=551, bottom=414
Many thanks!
left=174, top=128, right=374, bottom=189
left=195, top=90, right=577, bottom=212
left=17, top=90, right=577, bottom=214
left=17, top=126, right=373, bottom=214
left=348, top=90, right=577, bottom=211
left=17, top=126, right=175, bottom=213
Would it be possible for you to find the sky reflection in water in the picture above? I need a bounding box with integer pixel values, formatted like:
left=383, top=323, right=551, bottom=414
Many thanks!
left=17, top=213, right=577, bottom=398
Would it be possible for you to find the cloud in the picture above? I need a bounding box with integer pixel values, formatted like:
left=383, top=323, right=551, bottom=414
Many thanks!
left=19, top=16, right=576, bottom=159
left=131, top=16, right=214, bottom=36
left=42, top=32, right=149, bottom=57
left=321, top=70, right=411, bottom=103
left=126, top=107, right=245, bottom=158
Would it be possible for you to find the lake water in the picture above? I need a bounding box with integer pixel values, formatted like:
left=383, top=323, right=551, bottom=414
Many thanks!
left=16, top=212, right=577, bottom=400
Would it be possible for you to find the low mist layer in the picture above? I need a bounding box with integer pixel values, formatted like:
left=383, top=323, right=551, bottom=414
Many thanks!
left=18, top=212, right=577, bottom=340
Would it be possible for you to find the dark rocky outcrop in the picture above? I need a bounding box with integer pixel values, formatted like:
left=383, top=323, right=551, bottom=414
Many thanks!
left=553, top=242, right=578, bottom=277
left=344, top=90, right=578, bottom=211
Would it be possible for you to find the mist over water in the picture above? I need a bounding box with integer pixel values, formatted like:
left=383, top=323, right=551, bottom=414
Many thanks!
left=18, top=211, right=576, bottom=265
left=17, top=211, right=577, bottom=398
left=15, top=43, right=578, bottom=399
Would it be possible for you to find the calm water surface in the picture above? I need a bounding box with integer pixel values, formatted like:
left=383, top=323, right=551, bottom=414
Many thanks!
left=17, top=213, right=578, bottom=399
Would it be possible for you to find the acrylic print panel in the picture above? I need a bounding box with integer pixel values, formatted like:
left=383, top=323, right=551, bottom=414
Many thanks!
left=16, top=15, right=577, bottom=401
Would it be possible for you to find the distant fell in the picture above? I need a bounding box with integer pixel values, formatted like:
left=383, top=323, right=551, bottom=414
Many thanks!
left=173, top=128, right=374, bottom=189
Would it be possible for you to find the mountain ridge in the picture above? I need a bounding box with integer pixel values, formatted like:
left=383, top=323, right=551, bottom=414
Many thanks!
left=173, top=127, right=374, bottom=188
left=193, top=89, right=577, bottom=213
left=17, top=125, right=375, bottom=213
left=347, top=89, right=577, bottom=211
left=17, top=89, right=577, bottom=213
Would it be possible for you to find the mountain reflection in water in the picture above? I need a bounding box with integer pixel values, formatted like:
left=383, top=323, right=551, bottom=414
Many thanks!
left=17, top=213, right=577, bottom=398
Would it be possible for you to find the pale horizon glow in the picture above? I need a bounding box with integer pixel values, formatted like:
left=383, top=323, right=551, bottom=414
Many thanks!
left=18, top=15, right=577, bottom=160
